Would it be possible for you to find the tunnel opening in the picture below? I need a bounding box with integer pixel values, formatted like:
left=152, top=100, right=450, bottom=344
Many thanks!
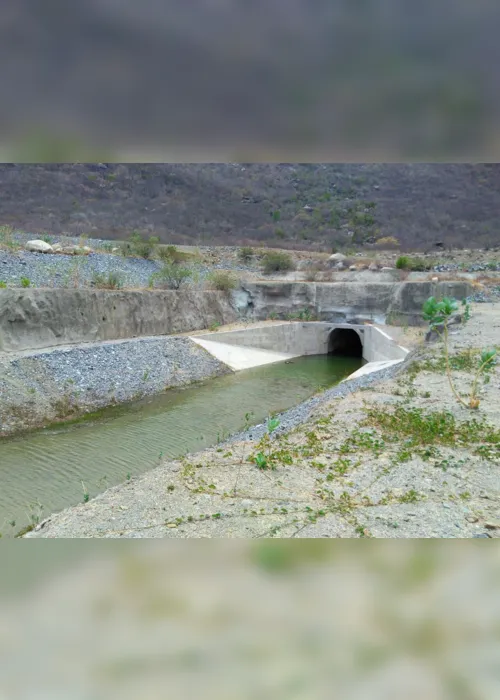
left=328, top=328, right=363, bottom=358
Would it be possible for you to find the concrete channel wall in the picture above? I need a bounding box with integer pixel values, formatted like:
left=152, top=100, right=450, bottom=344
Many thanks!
left=0, top=280, right=472, bottom=353
left=0, top=289, right=238, bottom=353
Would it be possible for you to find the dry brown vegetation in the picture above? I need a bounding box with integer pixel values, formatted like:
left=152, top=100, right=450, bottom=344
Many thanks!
left=1, top=164, right=500, bottom=252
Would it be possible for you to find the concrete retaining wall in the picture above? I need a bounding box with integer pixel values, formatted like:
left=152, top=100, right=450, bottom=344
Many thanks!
left=235, top=281, right=472, bottom=325
left=0, top=289, right=238, bottom=353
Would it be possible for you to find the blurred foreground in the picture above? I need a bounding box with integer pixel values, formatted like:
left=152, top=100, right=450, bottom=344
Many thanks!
left=0, top=541, right=498, bottom=699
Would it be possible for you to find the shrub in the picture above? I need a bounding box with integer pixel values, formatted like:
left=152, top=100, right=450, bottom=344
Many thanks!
left=396, top=255, right=411, bottom=269
left=156, top=245, right=183, bottom=264
left=207, top=270, right=238, bottom=291
left=91, top=271, right=123, bottom=289
left=149, top=262, right=192, bottom=290
left=375, top=236, right=400, bottom=249
left=20, top=277, right=31, bottom=288
left=396, top=256, right=433, bottom=271
left=262, top=251, right=295, bottom=274
left=122, top=231, right=159, bottom=259
left=238, top=246, right=254, bottom=263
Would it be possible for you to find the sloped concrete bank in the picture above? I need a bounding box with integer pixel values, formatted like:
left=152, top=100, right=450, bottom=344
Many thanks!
left=235, top=280, right=472, bottom=324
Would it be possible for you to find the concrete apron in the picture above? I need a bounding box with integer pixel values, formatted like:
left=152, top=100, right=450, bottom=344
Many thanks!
left=189, top=322, right=408, bottom=379
left=190, top=337, right=297, bottom=371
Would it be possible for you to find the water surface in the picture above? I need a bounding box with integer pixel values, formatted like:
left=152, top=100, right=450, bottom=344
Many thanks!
left=0, top=354, right=362, bottom=534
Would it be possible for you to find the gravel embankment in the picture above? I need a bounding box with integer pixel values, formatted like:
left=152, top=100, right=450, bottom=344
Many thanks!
left=0, top=232, right=260, bottom=289
left=0, top=335, right=231, bottom=436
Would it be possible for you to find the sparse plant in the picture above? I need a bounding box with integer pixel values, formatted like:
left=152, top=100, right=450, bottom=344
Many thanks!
left=81, top=481, right=89, bottom=503
left=253, top=452, right=269, bottom=470
left=91, top=271, right=123, bottom=289
left=262, top=251, right=295, bottom=274
left=20, top=277, right=31, bottom=288
left=244, top=411, right=255, bottom=430
left=423, top=296, right=496, bottom=409
left=157, top=244, right=188, bottom=264
left=267, top=417, right=280, bottom=433
left=0, top=224, right=18, bottom=250
left=206, top=270, right=238, bottom=292
left=149, top=262, right=192, bottom=290
left=287, top=308, right=318, bottom=322
left=238, top=246, right=254, bottom=263
left=375, top=236, right=399, bottom=249
left=396, top=256, right=433, bottom=271
left=461, top=298, right=471, bottom=323
left=0, top=281, right=6, bottom=288
left=396, top=255, right=410, bottom=269
left=122, top=231, right=159, bottom=259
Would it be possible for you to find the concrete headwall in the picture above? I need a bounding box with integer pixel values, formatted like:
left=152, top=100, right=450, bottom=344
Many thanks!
left=0, top=289, right=238, bottom=353
left=235, top=281, right=473, bottom=325
left=194, top=322, right=408, bottom=365
left=201, top=322, right=333, bottom=356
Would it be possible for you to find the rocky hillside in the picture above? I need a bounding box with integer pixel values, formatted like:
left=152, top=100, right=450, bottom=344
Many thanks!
left=1, top=164, right=499, bottom=251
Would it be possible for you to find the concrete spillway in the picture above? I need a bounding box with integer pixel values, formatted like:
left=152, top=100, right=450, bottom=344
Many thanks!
left=190, top=321, right=409, bottom=378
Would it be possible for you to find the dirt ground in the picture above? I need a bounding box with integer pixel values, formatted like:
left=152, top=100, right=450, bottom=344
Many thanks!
left=27, top=302, right=500, bottom=539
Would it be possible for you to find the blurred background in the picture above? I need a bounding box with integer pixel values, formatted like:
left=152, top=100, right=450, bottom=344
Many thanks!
left=1, top=3, right=499, bottom=696
left=0, top=541, right=499, bottom=699
left=0, top=0, right=499, bottom=160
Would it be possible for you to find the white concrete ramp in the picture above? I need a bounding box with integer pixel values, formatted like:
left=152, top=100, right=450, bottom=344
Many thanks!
left=190, top=336, right=297, bottom=371
left=342, top=358, right=404, bottom=382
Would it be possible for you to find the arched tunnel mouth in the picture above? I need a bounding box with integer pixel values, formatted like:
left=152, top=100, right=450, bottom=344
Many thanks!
left=328, top=328, right=363, bottom=358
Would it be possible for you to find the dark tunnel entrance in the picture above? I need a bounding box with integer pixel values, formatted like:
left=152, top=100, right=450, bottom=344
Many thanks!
left=328, top=328, right=363, bottom=358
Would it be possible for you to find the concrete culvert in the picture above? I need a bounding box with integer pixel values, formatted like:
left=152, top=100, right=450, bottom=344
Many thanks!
left=328, top=328, right=363, bottom=358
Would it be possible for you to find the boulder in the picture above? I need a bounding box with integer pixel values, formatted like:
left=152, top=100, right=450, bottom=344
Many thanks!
left=25, top=240, right=53, bottom=253
left=368, top=263, right=378, bottom=271
left=329, top=253, right=347, bottom=262
left=335, top=262, right=345, bottom=271
left=349, top=265, right=357, bottom=271
left=381, top=267, right=395, bottom=272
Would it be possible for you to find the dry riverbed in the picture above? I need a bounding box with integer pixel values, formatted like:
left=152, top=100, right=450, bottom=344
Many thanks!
left=27, top=304, right=500, bottom=538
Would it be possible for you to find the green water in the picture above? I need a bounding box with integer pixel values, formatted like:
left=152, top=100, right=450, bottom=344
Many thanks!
left=0, top=355, right=361, bottom=535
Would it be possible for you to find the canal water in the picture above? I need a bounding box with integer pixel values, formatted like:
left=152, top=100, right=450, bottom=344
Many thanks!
left=0, top=354, right=362, bottom=535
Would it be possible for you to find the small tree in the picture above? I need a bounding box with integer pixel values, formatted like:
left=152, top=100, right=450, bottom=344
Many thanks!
left=423, top=296, right=496, bottom=409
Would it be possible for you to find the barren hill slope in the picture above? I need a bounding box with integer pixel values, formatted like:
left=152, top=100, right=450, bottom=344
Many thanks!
left=0, top=163, right=499, bottom=251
